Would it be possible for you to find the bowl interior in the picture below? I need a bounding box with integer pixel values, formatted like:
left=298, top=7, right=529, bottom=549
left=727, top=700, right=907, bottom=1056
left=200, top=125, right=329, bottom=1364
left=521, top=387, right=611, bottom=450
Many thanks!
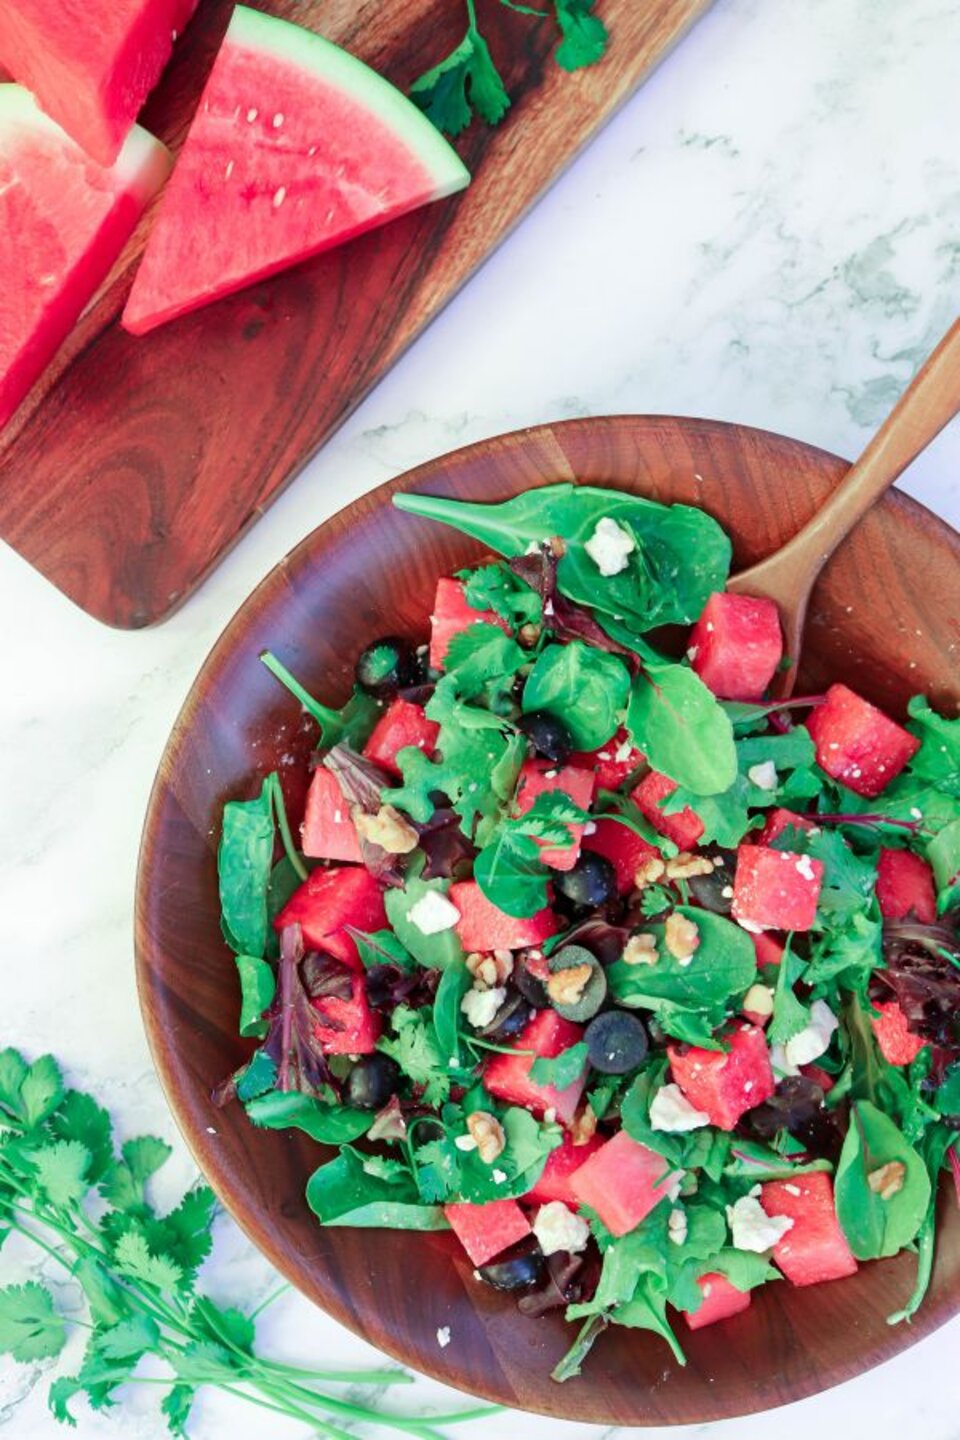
left=135, top=415, right=960, bottom=1425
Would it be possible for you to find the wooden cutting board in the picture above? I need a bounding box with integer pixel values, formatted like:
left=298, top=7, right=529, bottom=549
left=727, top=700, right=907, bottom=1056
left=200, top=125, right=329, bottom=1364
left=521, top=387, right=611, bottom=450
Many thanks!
left=0, top=0, right=712, bottom=627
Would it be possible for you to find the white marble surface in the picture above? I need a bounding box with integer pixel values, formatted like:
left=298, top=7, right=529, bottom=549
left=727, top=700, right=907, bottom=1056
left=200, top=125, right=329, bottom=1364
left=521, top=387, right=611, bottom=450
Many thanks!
left=3, top=0, right=960, bottom=1435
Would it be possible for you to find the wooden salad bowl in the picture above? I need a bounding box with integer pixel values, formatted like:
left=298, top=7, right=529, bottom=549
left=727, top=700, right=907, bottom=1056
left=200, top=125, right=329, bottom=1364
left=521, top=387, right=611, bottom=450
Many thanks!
left=135, top=415, right=960, bottom=1424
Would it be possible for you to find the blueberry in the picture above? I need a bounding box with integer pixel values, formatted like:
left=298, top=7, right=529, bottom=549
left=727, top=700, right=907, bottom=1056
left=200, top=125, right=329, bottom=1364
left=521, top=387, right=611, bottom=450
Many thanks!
left=555, top=852, right=617, bottom=909
left=687, top=849, right=737, bottom=914
left=477, top=1237, right=545, bottom=1292
left=518, top=710, right=574, bottom=764
left=343, top=1054, right=401, bottom=1109
left=355, top=636, right=421, bottom=697
left=584, top=1010, right=649, bottom=1074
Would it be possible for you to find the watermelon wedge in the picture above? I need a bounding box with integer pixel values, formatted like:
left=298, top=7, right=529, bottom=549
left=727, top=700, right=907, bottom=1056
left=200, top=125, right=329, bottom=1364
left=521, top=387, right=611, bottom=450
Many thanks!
left=0, top=86, right=169, bottom=430
left=123, top=7, right=470, bottom=335
left=0, top=0, right=197, bottom=166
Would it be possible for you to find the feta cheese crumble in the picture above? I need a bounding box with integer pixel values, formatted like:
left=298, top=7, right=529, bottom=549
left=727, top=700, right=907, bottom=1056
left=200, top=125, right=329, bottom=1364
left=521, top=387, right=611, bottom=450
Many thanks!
left=460, top=986, right=506, bottom=1030
left=747, top=760, right=778, bottom=791
left=667, top=1208, right=688, bottom=1246
left=584, top=516, right=636, bottom=577
left=408, top=889, right=460, bottom=935
left=650, top=1083, right=710, bottom=1132
left=784, top=999, right=839, bottom=1068
left=727, top=1194, right=793, bottom=1252
left=533, top=1201, right=590, bottom=1256
left=436, top=1326, right=451, bottom=1348
left=795, top=854, right=817, bottom=882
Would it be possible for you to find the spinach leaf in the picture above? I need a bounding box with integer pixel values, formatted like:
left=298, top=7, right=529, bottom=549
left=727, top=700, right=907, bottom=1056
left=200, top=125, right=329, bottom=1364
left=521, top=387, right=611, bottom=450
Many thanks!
left=627, top=661, right=736, bottom=796
left=927, top=817, right=960, bottom=912
left=766, top=942, right=811, bottom=1046
left=664, top=772, right=756, bottom=848
left=936, top=1063, right=960, bottom=1117
left=834, top=1101, right=931, bottom=1259
left=904, top=695, right=960, bottom=793
left=529, top=1043, right=590, bottom=1089
left=453, top=1105, right=560, bottom=1201
left=235, top=1049, right=278, bottom=1103
left=474, top=790, right=588, bottom=917
left=218, top=779, right=276, bottom=957
left=260, top=651, right=380, bottom=749
left=348, top=928, right=417, bottom=972
left=244, top=1092, right=372, bottom=1144
left=522, top=642, right=629, bottom=750
left=608, top=909, right=756, bottom=1010
left=306, top=1148, right=449, bottom=1229
left=723, top=1139, right=832, bottom=1183
left=233, top=955, right=276, bottom=1039
left=383, top=876, right=464, bottom=969
left=433, top=959, right=471, bottom=1065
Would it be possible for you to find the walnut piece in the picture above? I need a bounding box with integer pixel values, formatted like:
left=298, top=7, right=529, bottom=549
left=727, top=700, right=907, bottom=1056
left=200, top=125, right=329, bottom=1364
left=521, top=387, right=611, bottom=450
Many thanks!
left=623, top=932, right=659, bottom=966
left=353, top=804, right=419, bottom=854
left=546, top=962, right=594, bottom=1007
left=466, top=950, right=514, bottom=989
left=466, top=1110, right=506, bottom=1164
left=634, top=856, right=667, bottom=888
left=518, top=622, right=542, bottom=648
left=570, top=1103, right=598, bottom=1146
left=665, top=852, right=715, bottom=881
left=664, top=912, right=700, bottom=965
left=868, top=1160, right=907, bottom=1200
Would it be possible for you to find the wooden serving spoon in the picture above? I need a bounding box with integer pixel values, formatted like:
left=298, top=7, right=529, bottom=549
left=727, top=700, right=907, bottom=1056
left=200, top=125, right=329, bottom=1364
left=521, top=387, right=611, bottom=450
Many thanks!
left=728, top=317, right=960, bottom=697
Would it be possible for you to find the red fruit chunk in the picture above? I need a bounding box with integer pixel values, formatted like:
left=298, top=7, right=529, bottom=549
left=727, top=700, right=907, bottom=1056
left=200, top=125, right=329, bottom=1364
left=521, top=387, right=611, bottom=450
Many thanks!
left=668, top=1024, right=775, bottom=1130
left=761, top=1172, right=857, bottom=1286
left=683, top=1273, right=752, bottom=1330
left=805, top=684, right=920, bottom=799
left=429, top=577, right=508, bottom=671
left=444, top=1200, right=531, bottom=1267
left=524, top=1135, right=604, bottom=1208
left=871, top=1000, right=925, bottom=1066
left=732, top=845, right=824, bottom=933
left=751, top=932, right=786, bottom=968
left=275, top=866, right=387, bottom=970
left=569, top=1131, right=681, bottom=1237
left=513, top=759, right=597, bottom=871
left=311, top=974, right=380, bottom=1054
left=362, top=697, right=439, bottom=779
left=582, top=817, right=659, bottom=895
left=800, top=1064, right=835, bottom=1093
left=631, top=770, right=704, bottom=850
left=688, top=592, right=783, bottom=701
left=875, top=848, right=937, bottom=924
left=757, top=808, right=816, bottom=846
left=483, top=1010, right=586, bottom=1125
left=300, top=768, right=362, bottom=863
left=570, top=728, right=645, bottom=789
left=449, top=881, right=558, bottom=953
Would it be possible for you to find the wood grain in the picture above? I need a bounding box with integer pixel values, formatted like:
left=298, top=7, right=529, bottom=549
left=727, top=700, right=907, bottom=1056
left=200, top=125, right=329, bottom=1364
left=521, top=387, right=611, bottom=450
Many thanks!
left=0, top=0, right=712, bottom=628
left=135, top=416, right=960, bottom=1425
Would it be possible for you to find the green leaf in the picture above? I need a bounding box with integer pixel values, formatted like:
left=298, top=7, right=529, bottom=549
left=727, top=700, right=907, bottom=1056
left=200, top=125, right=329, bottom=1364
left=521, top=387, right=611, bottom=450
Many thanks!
left=219, top=778, right=276, bottom=957
left=608, top=908, right=756, bottom=1011
left=101, top=1136, right=172, bottom=1211
left=805, top=911, right=882, bottom=1000
left=665, top=771, right=756, bottom=848
left=49, top=1090, right=113, bottom=1183
left=474, top=789, right=588, bottom=917
left=461, top=563, right=541, bottom=626
left=834, top=1101, right=931, bottom=1259
left=554, top=0, right=608, bottom=69
left=33, top=1140, right=91, bottom=1208
left=627, top=661, right=736, bottom=796
left=244, top=1091, right=372, bottom=1144
left=0, top=1049, right=27, bottom=1124
left=766, top=942, right=812, bottom=1046
left=927, top=817, right=960, bottom=911
left=19, top=1054, right=64, bottom=1129
left=722, top=1139, right=832, bottom=1183
left=235, top=1048, right=278, bottom=1103
left=379, top=1005, right=454, bottom=1107
left=72, top=1256, right=128, bottom=1328
left=443, top=622, right=528, bottom=700
left=306, top=1147, right=449, bottom=1229
left=113, top=1229, right=184, bottom=1294
left=523, top=642, right=630, bottom=750
left=384, top=876, right=465, bottom=970
left=409, top=17, right=510, bottom=136
left=98, top=1313, right=161, bottom=1359
left=413, top=1134, right=462, bottom=1204
left=190, top=1295, right=255, bottom=1356
left=152, top=1187, right=218, bottom=1279
left=936, top=1063, right=960, bottom=1117
left=433, top=958, right=471, bottom=1065
left=234, top=954, right=276, bottom=1038
left=905, top=695, right=960, bottom=792
left=0, top=1282, right=66, bottom=1361
left=453, top=1105, right=561, bottom=1201
left=260, top=651, right=380, bottom=749
left=530, top=1043, right=590, bottom=1089
left=161, top=1383, right=195, bottom=1437
left=350, top=927, right=417, bottom=971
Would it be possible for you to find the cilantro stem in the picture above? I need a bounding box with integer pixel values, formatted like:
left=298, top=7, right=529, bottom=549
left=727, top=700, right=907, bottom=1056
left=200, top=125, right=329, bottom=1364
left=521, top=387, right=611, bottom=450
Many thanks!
left=247, top=1280, right=291, bottom=1319
left=269, top=773, right=309, bottom=882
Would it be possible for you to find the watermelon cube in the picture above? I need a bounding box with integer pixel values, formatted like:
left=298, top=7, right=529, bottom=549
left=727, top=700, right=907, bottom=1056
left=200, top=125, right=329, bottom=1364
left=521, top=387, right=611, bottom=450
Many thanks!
left=732, top=845, right=824, bottom=932
left=448, top=881, right=558, bottom=953
left=301, top=768, right=363, bottom=863
left=275, top=866, right=387, bottom=969
left=513, top=759, right=597, bottom=870
left=429, top=577, right=509, bottom=671
left=582, top=817, right=660, bottom=895
left=751, top=932, right=786, bottom=968
left=523, top=1134, right=604, bottom=1209
left=757, top=808, right=816, bottom=846
left=631, top=771, right=704, bottom=850
left=362, top=697, right=439, bottom=779
left=569, top=1132, right=682, bottom=1237
left=311, top=973, right=380, bottom=1054
left=682, top=1272, right=752, bottom=1330
left=668, top=1024, right=775, bottom=1130
left=805, top=685, right=920, bottom=798
left=483, top=1010, right=586, bottom=1125
left=688, top=592, right=783, bottom=701
left=444, top=1200, right=531, bottom=1267
left=871, top=1000, right=925, bottom=1066
left=875, top=848, right=937, bottom=925
left=570, top=728, right=645, bottom=789
left=761, top=1173, right=857, bottom=1286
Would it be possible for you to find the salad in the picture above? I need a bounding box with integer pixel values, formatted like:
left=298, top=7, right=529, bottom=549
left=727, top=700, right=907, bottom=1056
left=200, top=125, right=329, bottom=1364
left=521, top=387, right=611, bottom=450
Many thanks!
left=215, top=483, right=960, bottom=1380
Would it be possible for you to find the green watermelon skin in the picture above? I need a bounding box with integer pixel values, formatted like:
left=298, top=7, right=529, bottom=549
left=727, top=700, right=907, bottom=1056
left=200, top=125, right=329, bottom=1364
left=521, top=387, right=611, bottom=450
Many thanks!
left=0, top=0, right=197, bottom=165
left=123, top=6, right=470, bottom=335
left=0, top=86, right=169, bottom=429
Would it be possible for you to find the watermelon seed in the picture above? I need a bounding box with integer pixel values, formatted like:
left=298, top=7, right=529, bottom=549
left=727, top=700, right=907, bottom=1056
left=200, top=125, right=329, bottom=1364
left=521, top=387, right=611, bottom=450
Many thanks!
left=246, top=108, right=258, bottom=122
left=273, top=187, right=287, bottom=208
left=273, top=112, right=285, bottom=128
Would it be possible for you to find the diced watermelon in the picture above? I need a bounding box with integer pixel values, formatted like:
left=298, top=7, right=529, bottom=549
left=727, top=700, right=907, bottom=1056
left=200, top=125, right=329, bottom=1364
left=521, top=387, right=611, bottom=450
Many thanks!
left=275, top=866, right=387, bottom=969
left=668, top=1024, right=775, bottom=1130
left=805, top=684, right=920, bottom=799
left=871, top=1000, right=925, bottom=1066
left=444, top=1200, right=531, bottom=1267
left=122, top=6, right=470, bottom=333
left=761, top=1173, right=857, bottom=1286
left=751, top=932, right=786, bottom=968
left=362, top=697, right=439, bottom=778
left=570, top=728, right=645, bottom=789
left=569, top=1131, right=681, bottom=1237
left=0, top=0, right=197, bottom=165
left=300, top=767, right=362, bottom=863
left=757, top=808, right=816, bottom=846
left=483, top=1010, right=586, bottom=1125
left=732, top=845, right=824, bottom=932
left=688, top=592, right=783, bottom=701
left=513, top=759, right=597, bottom=871
left=429, top=577, right=509, bottom=671
left=682, top=1272, right=752, bottom=1330
left=0, top=86, right=169, bottom=429
left=631, top=771, right=705, bottom=850
left=448, top=881, right=558, bottom=953
left=582, top=817, right=659, bottom=895
left=875, top=848, right=937, bottom=924
left=523, top=1134, right=604, bottom=1208
left=311, top=973, right=379, bottom=1054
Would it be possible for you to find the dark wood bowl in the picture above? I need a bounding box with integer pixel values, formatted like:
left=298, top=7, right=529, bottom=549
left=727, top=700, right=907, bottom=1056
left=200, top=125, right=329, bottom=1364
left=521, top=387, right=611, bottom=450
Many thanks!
left=135, top=415, right=960, bottom=1425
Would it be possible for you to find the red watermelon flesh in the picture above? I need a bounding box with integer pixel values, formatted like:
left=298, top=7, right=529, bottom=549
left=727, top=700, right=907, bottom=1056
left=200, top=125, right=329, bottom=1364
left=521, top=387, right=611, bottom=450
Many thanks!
left=523, top=1134, right=604, bottom=1208
left=275, top=865, right=386, bottom=969
left=311, top=974, right=379, bottom=1054
left=513, top=759, right=597, bottom=871
left=805, top=684, right=919, bottom=798
left=444, top=1200, right=531, bottom=1267
left=429, top=577, right=508, bottom=671
left=448, top=881, right=558, bottom=953
left=751, top=931, right=786, bottom=968
left=570, top=728, right=645, bottom=789
left=482, top=1010, right=586, bottom=1125
left=123, top=6, right=470, bottom=334
left=582, top=817, right=659, bottom=895
left=682, top=1272, right=752, bottom=1330
left=0, top=0, right=196, bottom=166
left=871, top=1000, right=925, bottom=1066
left=631, top=770, right=705, bottom=850
left=688, top=591, right=782, bottom=701
left=668, top=1024, right=775, bottom=1130
left=569, top=1131, right=681, bottom=1237
left=761, top=1173, right=857, bottom=1286
left=756, top=808, right=816, bottom=846
left=0, top=86, right=169, bottom=429
left=300, top=767, right=363, bottom=863
left=875, top=848, right=937, bottom=924
left=732, top=844, right=824, bottom=932
left=362, top=697, right=439, bottom=778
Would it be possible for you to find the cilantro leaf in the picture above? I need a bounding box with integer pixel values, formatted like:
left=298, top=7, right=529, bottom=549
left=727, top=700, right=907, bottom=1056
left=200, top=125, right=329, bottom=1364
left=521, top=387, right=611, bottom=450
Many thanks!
left=379, top=1006, right=453, bottom=1107
left=0, top=1282, right=66, bottom=1361
left=530, top=1042, right=590, bottom=1089
left=101, top=1135, right=172, bottom=1212
left=474, top=790, right=588, bottom=916
left=766, top=943, right=812, bottom=1046
left=409, top=10, right=510, bottom=136
left=33, top=1140, right=91, bottom=1208
left=554, top=0, right=608, bottom=70
left=443, top=622, right=528, bottom=701
left=49, top=1090, right=113, bottom=1182
left=113, top=1229, right=184, bottom=1294
left=162, top=1384, right=196, bottom=1437
left=460, top=563, right=542, bottom=627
